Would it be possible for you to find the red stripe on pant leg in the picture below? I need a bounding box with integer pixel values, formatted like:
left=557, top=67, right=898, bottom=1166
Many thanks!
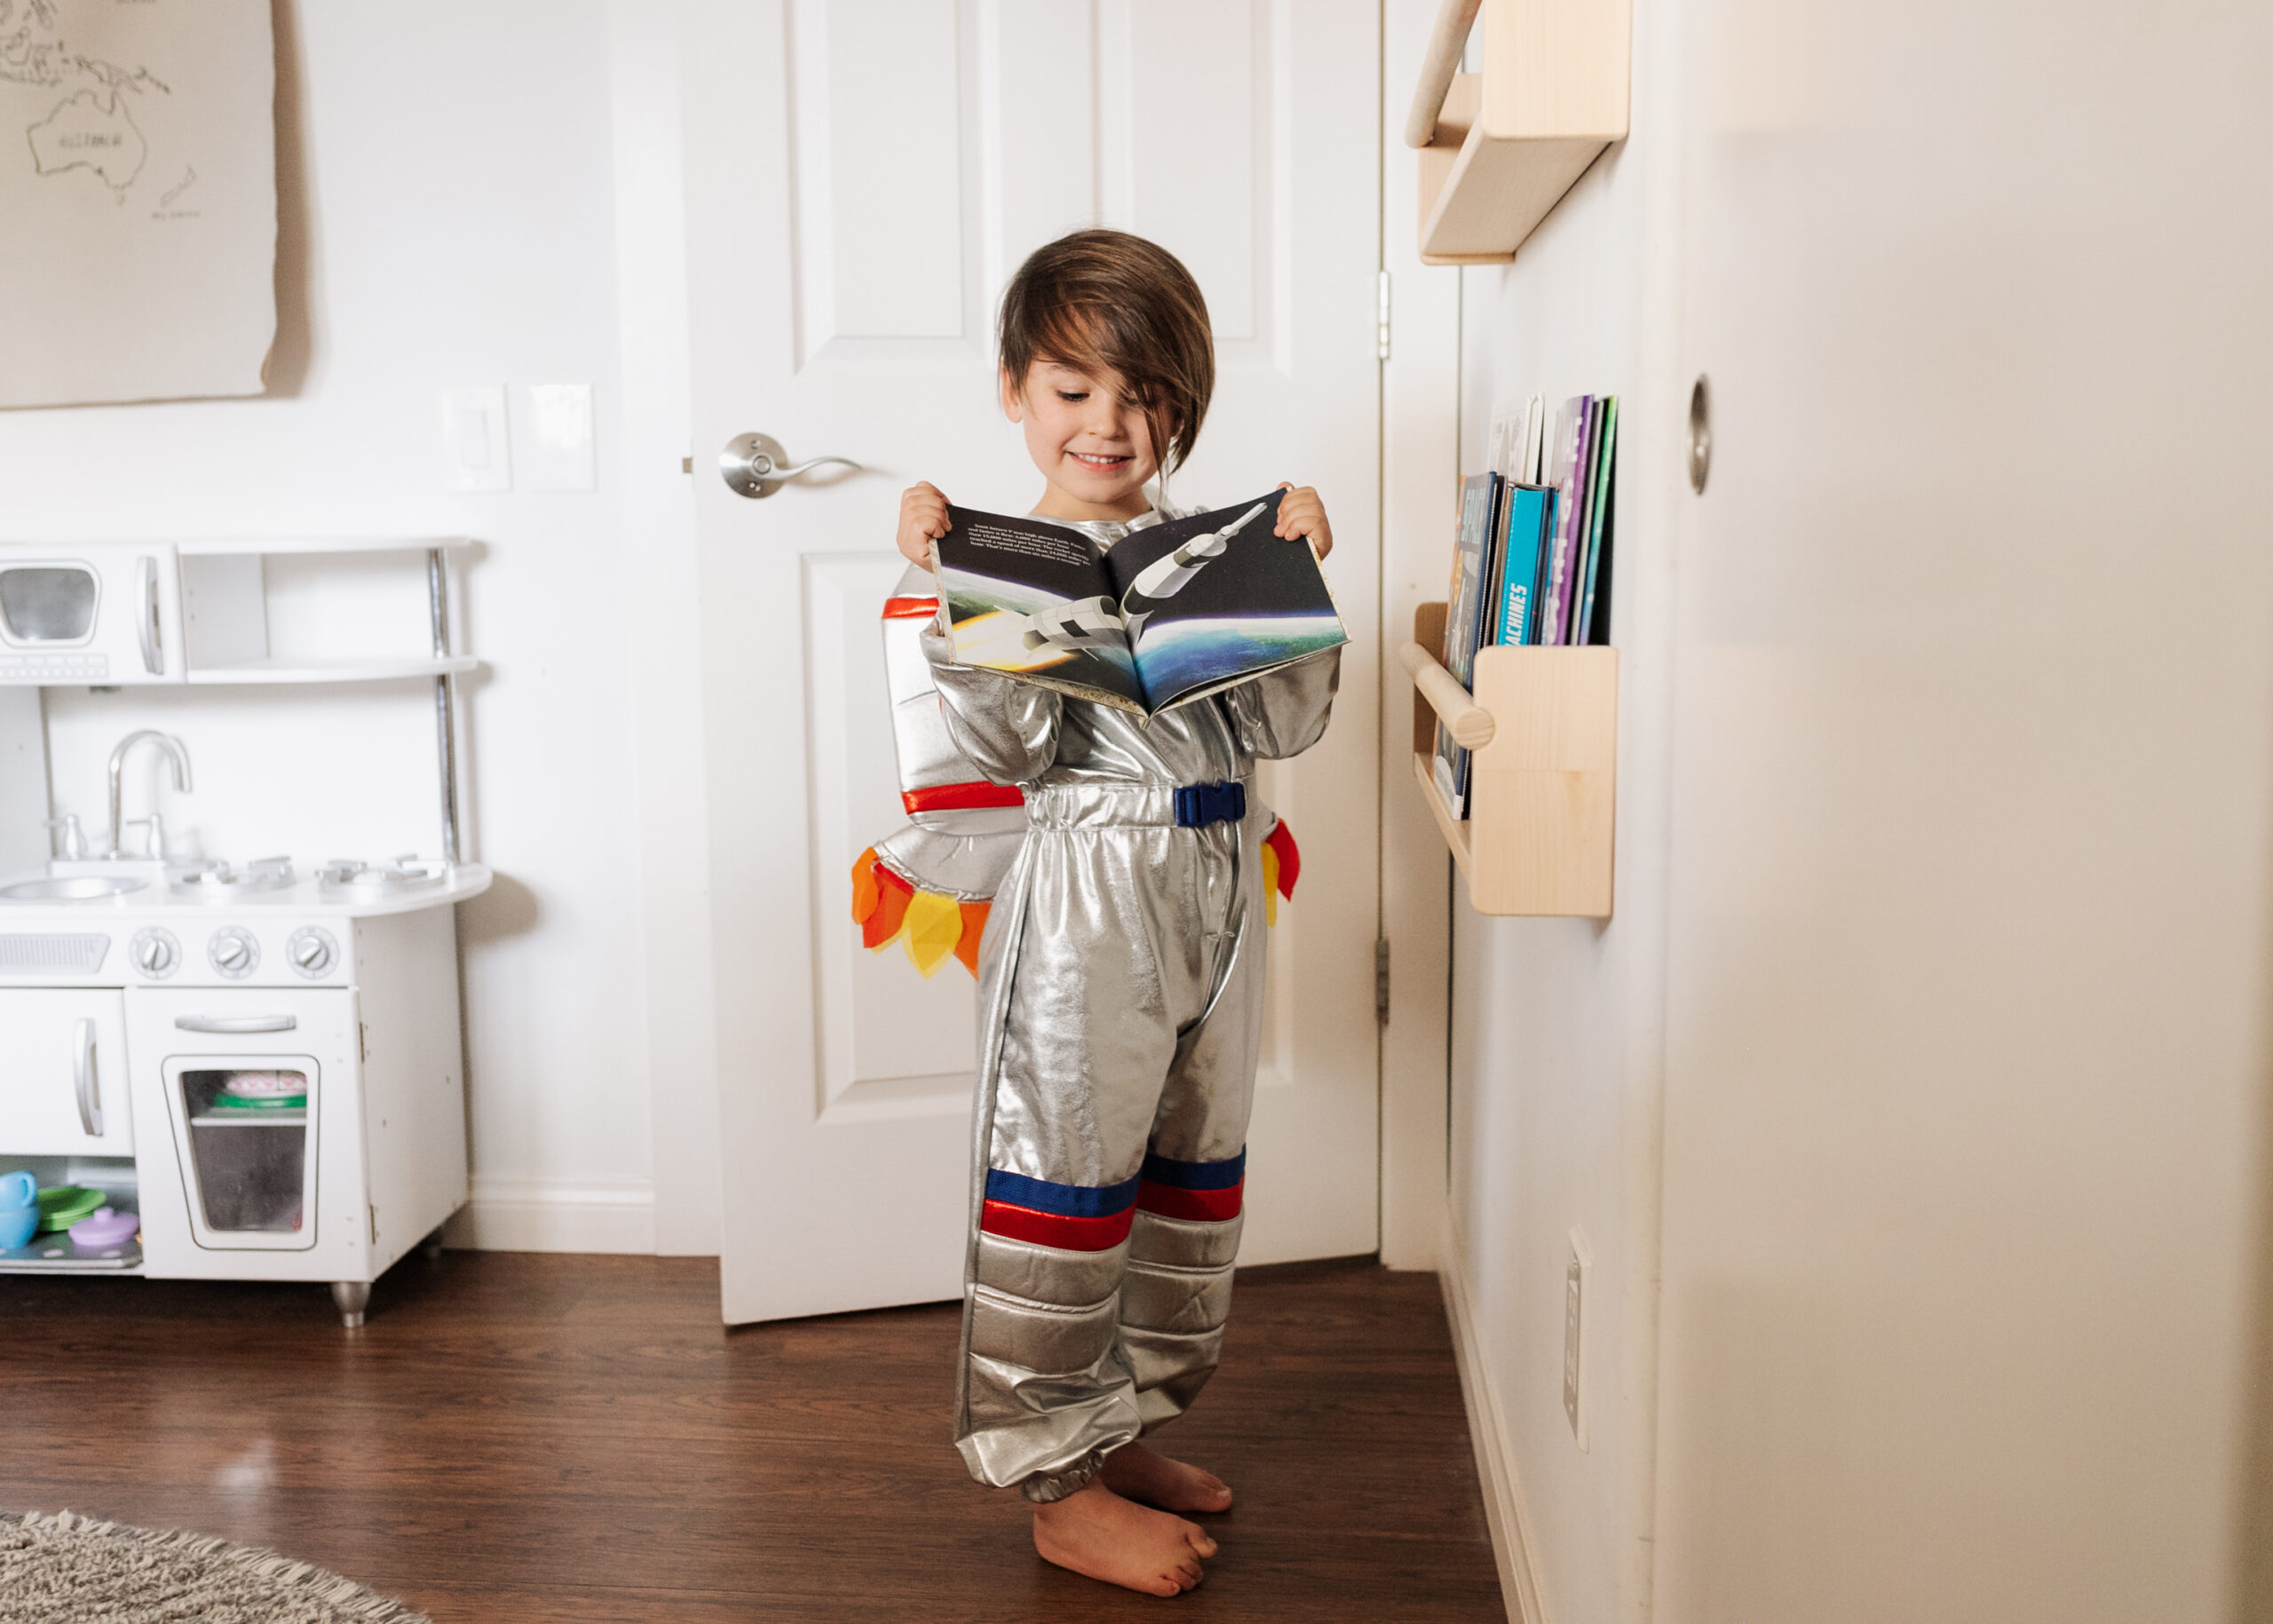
left=1136, top=1180, right=1244, bottom=1222
left=979, top=1200, right=1135, bottom=1252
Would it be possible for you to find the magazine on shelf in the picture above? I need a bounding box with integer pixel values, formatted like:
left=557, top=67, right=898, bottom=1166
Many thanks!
left=1540, top=396, right=1596, bottom=646
left=1562, top=397, right=1609, bottom=646
left=1493, top=482, right=1556, bottom=646
left=1486, top=394, right=1546, bottom=486
left=1431, top=473, right=1501, bottom=819
left=1576, top=396, right=1620, bottom=645
left=932, top=489, right=1347, bottom=720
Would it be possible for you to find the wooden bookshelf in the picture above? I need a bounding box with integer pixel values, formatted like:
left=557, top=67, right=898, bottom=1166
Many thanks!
left=1402, top=601, right=1617, bottom=917
left=1406, top=0, right=1631, bottom=265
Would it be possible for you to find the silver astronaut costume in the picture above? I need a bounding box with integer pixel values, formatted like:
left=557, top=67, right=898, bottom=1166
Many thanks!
left=918, top=505, right=1341, bottom=1504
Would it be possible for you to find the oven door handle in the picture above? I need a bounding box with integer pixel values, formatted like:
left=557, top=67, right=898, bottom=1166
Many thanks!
left=173, top=1014, right=298, bottom=1034
left=136, top=555, right=163, bottom=675
left=74, top=1017, right=102, bottom=1138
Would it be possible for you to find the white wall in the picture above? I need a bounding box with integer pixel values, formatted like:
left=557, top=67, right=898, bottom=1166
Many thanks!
left=0, top=2, right=689, bottom=1252
left=1443, top=0, right=1681, bottom=1612
left=1437, top=0, right=2273, bottom=1619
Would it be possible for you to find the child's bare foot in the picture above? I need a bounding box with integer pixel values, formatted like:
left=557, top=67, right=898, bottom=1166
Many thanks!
left=1032, top=1479, right=1217, bottom=1596
left=1102, top=1441, right=1234, bottom=1513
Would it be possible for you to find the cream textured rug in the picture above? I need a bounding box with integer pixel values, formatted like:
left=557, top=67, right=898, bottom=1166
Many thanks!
left=0, top=1511, right=428, bottom=1623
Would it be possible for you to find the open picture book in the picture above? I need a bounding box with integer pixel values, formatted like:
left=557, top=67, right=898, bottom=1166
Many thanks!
left=933, top=489, right=1348, bottom=719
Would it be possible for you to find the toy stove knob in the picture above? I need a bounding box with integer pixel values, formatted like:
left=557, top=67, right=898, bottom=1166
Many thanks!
left=130, top=927, right=179, bottom=978
left=208, top=927, right=259, bottom=979
left=289, top=926, right=337, bottom=978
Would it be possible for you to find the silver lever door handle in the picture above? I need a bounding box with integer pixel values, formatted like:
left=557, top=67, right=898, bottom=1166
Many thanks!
left=74, top=1017, right=101, bottom=1137
left=719, top=432, right=861, bottom=499
left=174, top=1013, right=297, bottom=1034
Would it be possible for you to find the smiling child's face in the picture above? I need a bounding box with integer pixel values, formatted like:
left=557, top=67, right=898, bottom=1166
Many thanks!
left=1002, top=358, right=1162, bottom=522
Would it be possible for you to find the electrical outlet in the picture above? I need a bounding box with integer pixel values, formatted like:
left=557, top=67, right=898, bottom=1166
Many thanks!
left=521, top=382, right=596, bottom=491
left=1564, top=1228, right=1592, bottom=1450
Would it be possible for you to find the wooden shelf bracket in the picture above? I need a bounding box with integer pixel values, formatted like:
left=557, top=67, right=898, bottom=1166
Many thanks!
left=1404, top=602, right=1617, bottom=917
left=1406, top=0, right=1631, bottom=264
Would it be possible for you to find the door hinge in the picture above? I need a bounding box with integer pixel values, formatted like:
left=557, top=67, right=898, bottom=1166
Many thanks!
left=1375, top=270, right=1392, bottom=362
left=358, top=1021, right=370, bottom=1065
left=1375, top=937, right=1391, bottom=1025
left=368, top=1202, right=379, bottom=1246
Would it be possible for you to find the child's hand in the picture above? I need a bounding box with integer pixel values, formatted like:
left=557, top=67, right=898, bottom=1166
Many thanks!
left=898, top=482, right=952, bottom=567
left=1273, top=483, right=1333, bottom=560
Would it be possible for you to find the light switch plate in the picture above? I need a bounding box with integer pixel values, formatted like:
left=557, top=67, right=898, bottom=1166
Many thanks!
left=441, top=385, right=511, bottom=492
left=521, top=383, right=596, bottom=491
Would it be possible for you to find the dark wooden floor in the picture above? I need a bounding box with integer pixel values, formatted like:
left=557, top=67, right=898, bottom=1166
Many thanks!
left=0, top=1253, right=1504, bottom=1621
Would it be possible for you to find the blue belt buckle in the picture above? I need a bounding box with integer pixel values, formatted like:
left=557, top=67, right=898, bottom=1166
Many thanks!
left=1175, top=780, right=1246, bottom=828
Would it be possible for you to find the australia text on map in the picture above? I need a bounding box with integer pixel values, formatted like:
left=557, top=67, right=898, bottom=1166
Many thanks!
left=4, top=0, right=171, bottom=199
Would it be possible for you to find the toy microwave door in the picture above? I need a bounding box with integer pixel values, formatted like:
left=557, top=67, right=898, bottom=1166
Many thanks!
left=0, top=544, right=184, bottom=685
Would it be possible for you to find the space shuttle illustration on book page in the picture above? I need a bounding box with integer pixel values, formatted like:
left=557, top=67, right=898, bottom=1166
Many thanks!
left=934, top=491, right=1345, bottom=719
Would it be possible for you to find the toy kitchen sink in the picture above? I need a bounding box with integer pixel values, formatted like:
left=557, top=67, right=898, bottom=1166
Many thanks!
left=0, top=537, right=489, bottom=1327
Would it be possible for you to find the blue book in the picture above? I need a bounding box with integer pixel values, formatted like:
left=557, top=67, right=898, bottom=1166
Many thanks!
left=1493, top=485, right=1555, bottom=646
left=1433, top=474, right=1501, bottom=818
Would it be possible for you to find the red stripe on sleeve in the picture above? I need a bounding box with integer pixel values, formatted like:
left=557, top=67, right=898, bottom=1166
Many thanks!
left=904, top=782, right=1026, bottom=813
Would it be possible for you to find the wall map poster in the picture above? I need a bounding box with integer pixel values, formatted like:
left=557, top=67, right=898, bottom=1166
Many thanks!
left=0, top=0, right=276, bottom=408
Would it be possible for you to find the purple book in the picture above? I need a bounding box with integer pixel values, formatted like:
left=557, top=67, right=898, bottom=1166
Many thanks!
left=1540, top=396, right=1595, bottom=646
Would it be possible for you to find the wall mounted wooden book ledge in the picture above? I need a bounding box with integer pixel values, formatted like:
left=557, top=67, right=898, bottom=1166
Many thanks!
left=1402, top=601, right=1617, bottom=917
left=1406, top=0, right=1632, bottom=264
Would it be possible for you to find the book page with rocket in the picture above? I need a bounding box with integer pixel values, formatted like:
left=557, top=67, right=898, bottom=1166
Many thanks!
left=1101, top=491, right=1348, bottom=714
left=932, top=491, right=1347, bottom=719
left=934, top=510, right=1147, bottom=709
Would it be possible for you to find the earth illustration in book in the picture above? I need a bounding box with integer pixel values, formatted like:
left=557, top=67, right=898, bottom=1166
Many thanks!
left=1129, top=614, right=1346, bottom=702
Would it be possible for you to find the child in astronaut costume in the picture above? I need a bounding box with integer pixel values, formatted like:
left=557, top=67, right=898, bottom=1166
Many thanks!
left=883, top=229, right=1339, bottom=1597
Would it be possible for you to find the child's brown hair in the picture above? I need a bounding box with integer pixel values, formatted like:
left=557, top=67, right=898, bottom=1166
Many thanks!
left=998, top=229, right=1215, bottom=478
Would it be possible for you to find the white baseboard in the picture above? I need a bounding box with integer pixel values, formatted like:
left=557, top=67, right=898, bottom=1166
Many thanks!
left=443, top=1176, right=657, bottom=1255
left=1439, top=1208, right=1552, bottom=1624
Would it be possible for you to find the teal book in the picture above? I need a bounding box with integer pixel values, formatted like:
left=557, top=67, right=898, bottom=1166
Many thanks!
left=1493, top=484, right=1555, bottom=646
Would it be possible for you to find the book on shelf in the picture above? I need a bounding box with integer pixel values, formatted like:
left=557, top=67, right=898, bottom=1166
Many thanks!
left=1576, top=395, right=1620, bottom=646
left=1431, top=473, right=1501, bottom=819
left=1493, top=482, right=1556, bottom=646
left=933, top=489, right=1348, bottom=720
left=1423, top=393, right=1622, bottom=815
left=1539, top=397, right=1595, bottom=647
left=1486, top=393, right=1546, bottom=487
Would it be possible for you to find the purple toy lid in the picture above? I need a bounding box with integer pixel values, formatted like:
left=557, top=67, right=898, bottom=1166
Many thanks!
left=68, top=1207, right=139, bottom=1247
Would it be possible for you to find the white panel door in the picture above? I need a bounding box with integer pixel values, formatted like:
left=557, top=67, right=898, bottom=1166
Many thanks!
left=683, top=0, right=1383, bottom=1323
left=0, top=989, right=130, bottom=1156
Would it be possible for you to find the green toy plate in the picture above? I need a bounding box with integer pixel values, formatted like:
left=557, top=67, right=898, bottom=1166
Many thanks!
left=36, top=1185, right=103, bottom=1232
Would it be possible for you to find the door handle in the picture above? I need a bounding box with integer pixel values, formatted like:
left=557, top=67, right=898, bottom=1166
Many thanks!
left=719, top=432, right=861, bottom=499
left=136, top=555, right=162, bottom=675
left=74, top=1018, right=101, bottom=1137
left=173, top=1013, right=297, bottom=1034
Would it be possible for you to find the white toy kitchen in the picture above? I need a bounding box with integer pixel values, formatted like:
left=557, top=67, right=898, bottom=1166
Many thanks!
left=0, top=536, right=489, bottom=1326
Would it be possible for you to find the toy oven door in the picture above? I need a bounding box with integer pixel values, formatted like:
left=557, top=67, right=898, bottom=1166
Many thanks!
left=158, top=1018, right=324, bottom=1252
